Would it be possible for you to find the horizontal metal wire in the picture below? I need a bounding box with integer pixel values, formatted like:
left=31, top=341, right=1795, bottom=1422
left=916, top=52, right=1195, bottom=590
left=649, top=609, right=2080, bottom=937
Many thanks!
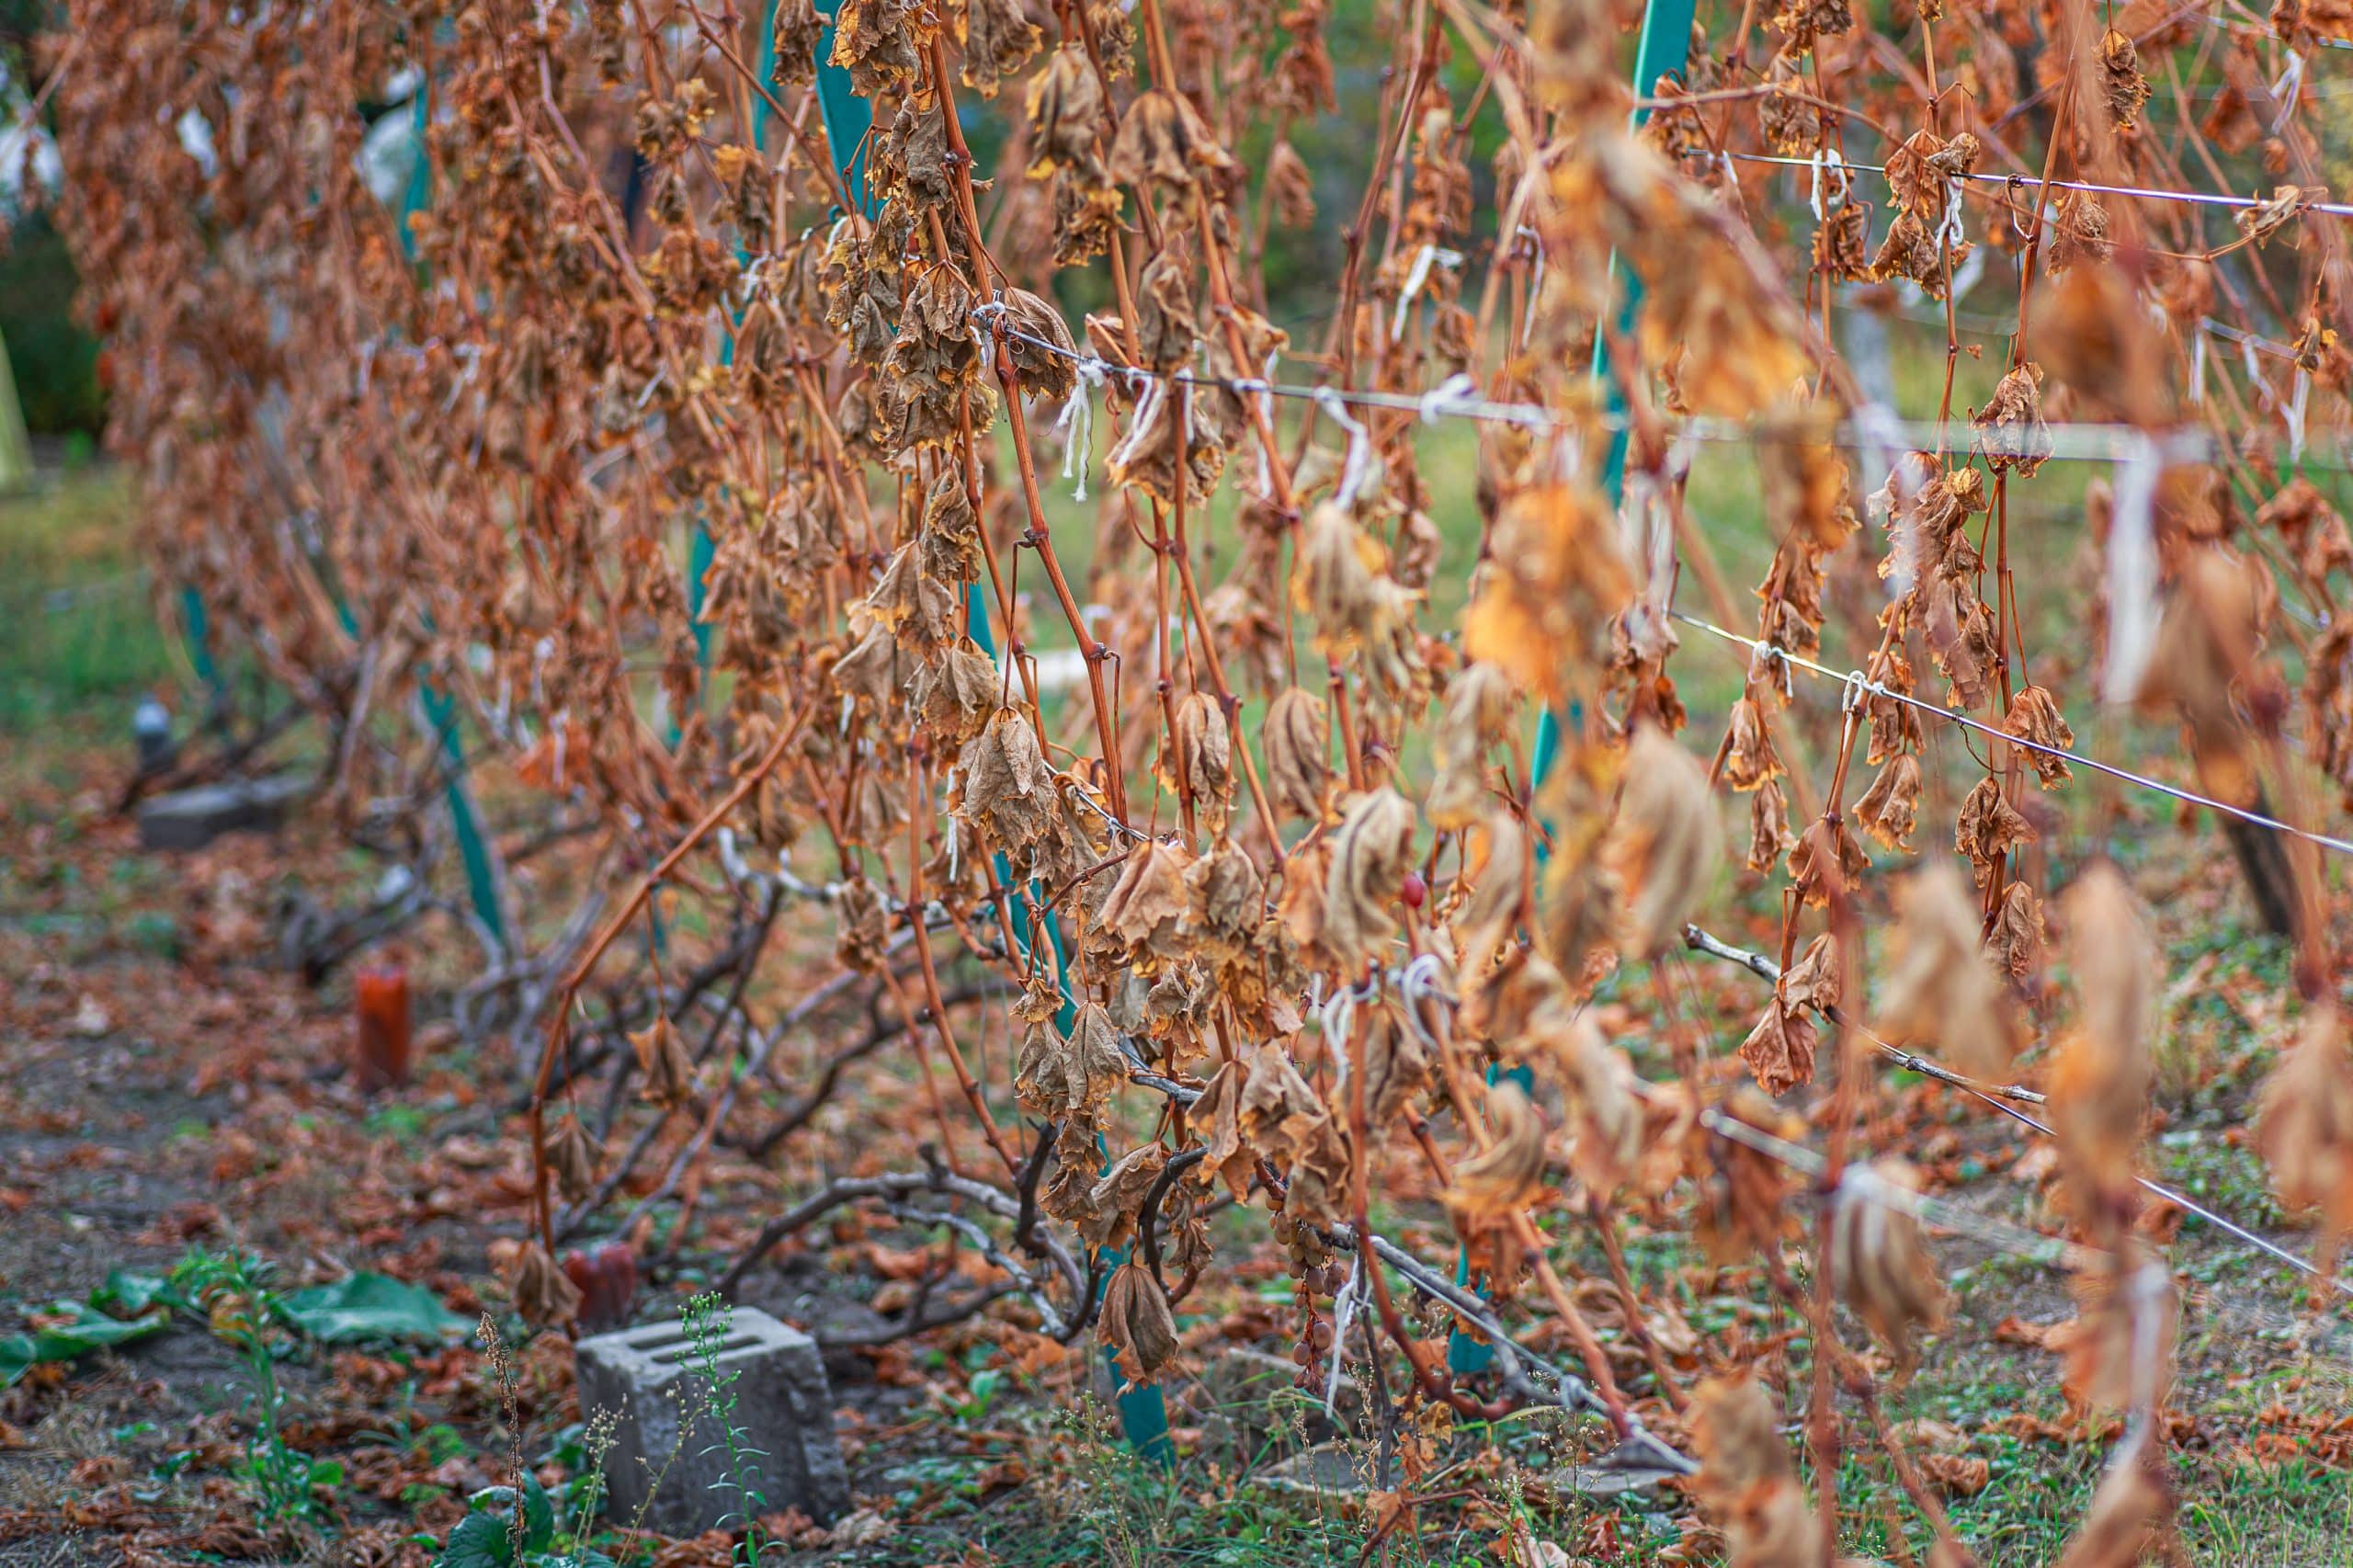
left=1696, top=1104, right=2104, bottom=1271
left=1726, top=150, right=2353, bottom=221
left=1668, top=608, right=2353, bottom=858
left=1682, top=924, right=2353, bottom=1298
left=2207, top=11, right=2353, bottom=51
left=975, top=307, right=2229, bottom=464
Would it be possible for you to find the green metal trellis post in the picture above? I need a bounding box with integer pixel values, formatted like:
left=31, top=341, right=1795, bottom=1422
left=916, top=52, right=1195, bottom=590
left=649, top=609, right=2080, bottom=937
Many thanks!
left=686, top=12, right=876, bottom=691
left=397, top=75, right=513, bottom=953
left=1447, top=0, right=1698, bottom=1379
left=797, top=30, right=1172, bottom=1462
left=177, top=585, right=227, bottom=710
left=164, top=73, right=507, bottom=950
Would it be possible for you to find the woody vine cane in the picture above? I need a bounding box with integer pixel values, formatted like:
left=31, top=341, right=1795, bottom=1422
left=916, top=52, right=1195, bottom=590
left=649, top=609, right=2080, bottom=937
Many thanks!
left=1449, top=0, right=1698, bottom=1380
left=791, top=22, right=1176, bottom=1462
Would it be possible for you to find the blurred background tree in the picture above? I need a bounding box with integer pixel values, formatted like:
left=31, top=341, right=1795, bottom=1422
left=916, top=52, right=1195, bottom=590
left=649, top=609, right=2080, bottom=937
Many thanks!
left=3, top=0, right=103, bottom=440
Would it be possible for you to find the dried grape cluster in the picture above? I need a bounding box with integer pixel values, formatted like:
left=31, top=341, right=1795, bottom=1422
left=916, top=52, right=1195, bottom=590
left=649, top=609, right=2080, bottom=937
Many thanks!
left=42, top=0, right=2353, bottom=1557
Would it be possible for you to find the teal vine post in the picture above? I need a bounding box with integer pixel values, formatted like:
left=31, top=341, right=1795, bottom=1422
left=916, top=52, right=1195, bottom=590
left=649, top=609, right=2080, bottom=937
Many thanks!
left=178, top=585, right=226, bottom=710
left=800, top=29, right=1172, bottom=1463
left=396, top=72, right=512, bottom=953
left=166, top=63, right=511, bottom=954
left=1447, top=0, right=1698, bottom=1379
left=686, top=12, right=876, bottom=693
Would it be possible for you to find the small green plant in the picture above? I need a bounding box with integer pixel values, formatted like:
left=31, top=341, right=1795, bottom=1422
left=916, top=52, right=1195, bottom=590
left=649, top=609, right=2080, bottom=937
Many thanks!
left=680, top=1290, right=771, bottom=1565
left=428, top=1327, right=622, bottom=1568
left=366, top=1101, right=430, bottom=1142
left=952, top=1366, right=1006, bottom=1422
left=435, top=1477, right=559, bottom=1568
left=426, top=1425, right=628, bottom=1568
left=168, top=1245, right=341, bottom=1523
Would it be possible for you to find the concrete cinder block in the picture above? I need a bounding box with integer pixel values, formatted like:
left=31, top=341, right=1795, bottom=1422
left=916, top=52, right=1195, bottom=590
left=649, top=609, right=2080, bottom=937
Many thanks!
left=136, top=775, right=306, bottom=851
left=574, top=1308, right=850, bottom=1536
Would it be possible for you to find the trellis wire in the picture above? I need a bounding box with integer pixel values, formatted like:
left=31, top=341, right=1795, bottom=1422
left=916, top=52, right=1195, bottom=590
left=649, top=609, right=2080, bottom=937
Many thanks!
left=977, top=307, right=2239, bottom=465
left=1695, top=1104, right=2103, bottom=1271
left=1682, top=925, right=2353, bottom=1298
left=1723, top=150, right=2353, bottom=221
left=2207, top=12, right=2353, bottom=52
left=1681, top=924, right=2046, bottom=1106
left=1102, top=944, right=2331, bottom=1309
left=1665, top=608, right=2353, bottom=858
left=1106, top=981, right=2175, bottom=1301
left=973, top=294, right=2353, bottom=1292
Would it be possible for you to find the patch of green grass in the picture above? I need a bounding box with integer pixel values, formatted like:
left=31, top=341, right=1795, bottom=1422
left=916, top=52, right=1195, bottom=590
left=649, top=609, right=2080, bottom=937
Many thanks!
left=120, top=909, right=182, bottom=960
left=0, top=466, right=168, bottom=733
left=1795, top=1392, right=2352, bottom=1566
left=2154, top=1129, right=2290, bottom=1234
left=957, top=1395, right=1665, bottom=1568
left=2180, top=1460, right=2353, bottom=1565
left=366, top=1102, right=431, bottom=1143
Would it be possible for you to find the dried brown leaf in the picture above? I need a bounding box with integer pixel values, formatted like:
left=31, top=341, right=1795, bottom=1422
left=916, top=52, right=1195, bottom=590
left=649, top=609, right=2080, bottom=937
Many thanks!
left=2004, top=685, right=2077, bottom=788
left=1879, top=862, right=2025, bottom=1079
left=2257, top=1005, right=2353, bottom=1244
left=504, top=1241, right=582, bottom=1329
left=1609, top=727, right=1722, bottom=954
left=1444, top=1081, right=1546, bottom=1221
left=629, top=1015, right=696, bottom=1110
left=2050, top=863, right=2157, bottom=1199
left=1854, top=753, right=1922, bottom=852
left=1099, top=1259, right=1179, bottom=1386
left=1745, top=777, right=1798, bottom=874
left=1830, top=1161, right=1949, bottom=1355
left=1737, top=1000, right=1818, bottom=1096
left=1953, top=776, right=2036, bottom=886
left=1321, top=788, right=1416, bottom=970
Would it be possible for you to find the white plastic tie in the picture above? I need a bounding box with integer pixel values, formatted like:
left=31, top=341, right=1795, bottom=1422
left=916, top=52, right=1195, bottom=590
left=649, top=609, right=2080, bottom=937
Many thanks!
left=1324, top=1253, right=1363, bottom=1419
left=1051, top=357, right=1103, bottom=502
left=1104, top=375, right=1170, bottom=482
left=1949, top=244, right=1987, bottom=304
left=1397, top=954, right=1452, bottom=1053
left=2272, top=51, right=2306, bottom=132
left=443, top=342, right=483, bottom=413
left=1313, top=385, right=1373, bottom=510
left=1418, top=372, right=1480, bottom=424
left=1940, top=176, right=1967, bottom=253
left=1858, top=403, right=1924, bottom=597
left=1550, top=428, right=1583, bottom=484
left=2126, top=1257, right=2171, bottom=1416
left=1390, top=244, right=1464, bottom=342
left=1254, top=351, right=1279, bottom=501
left=1807, top=146, right=1847, bottom=221
left=2243, top=339, right=2275, bottom=411
left=2290, top=369, right=2311, bottom=463
left=969, top=301, right=1007, bottom=362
